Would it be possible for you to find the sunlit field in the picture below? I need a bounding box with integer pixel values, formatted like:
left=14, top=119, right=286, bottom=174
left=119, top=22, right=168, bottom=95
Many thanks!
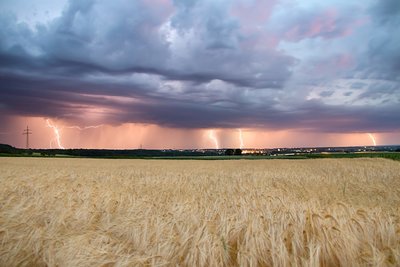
left=1, top=157, right=399, bottom=266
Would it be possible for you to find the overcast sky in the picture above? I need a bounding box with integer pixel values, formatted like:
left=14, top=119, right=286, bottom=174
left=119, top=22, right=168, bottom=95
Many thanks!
left=0, top=0, right=399, bottom=148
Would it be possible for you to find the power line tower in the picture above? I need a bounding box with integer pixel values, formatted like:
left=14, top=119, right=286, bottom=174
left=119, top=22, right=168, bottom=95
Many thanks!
left=22, top=126, right=32, bottom=149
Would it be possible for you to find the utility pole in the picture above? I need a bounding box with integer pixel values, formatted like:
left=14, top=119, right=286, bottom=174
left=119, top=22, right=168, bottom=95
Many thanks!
left=22, top=126, right=32, bottom=149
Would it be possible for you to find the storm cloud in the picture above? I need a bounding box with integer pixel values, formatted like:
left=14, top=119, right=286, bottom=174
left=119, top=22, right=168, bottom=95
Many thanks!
left=0, top=0, right=399, bottom=133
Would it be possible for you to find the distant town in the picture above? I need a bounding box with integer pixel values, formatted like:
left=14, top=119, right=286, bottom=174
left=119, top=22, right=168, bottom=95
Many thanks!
left=196, top=145, right=400, bottom=156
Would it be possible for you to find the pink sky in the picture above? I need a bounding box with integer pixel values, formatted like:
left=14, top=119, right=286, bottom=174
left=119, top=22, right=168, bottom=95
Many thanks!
left=1, top=116, right=398, bottom=149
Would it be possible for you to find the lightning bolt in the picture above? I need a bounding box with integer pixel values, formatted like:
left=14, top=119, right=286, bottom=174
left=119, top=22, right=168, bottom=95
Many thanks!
left=367, top=133, right=377, bottom=146
left=208, top=130, right=219, bottom=149
left=46, top=119, right=65, bottom=149
left=238, top=129, right=244, bottom=149
left=66, top=125, right=104, bottom=130
left=45, top=119, right=104, bottom=149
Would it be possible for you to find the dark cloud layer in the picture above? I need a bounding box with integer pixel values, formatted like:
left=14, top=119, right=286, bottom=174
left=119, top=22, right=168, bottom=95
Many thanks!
left=0, top=0, right=399, bottom=133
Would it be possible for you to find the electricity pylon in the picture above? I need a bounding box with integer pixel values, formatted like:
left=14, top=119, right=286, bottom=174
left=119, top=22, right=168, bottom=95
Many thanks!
left=22, top=126, right=32, bottom=149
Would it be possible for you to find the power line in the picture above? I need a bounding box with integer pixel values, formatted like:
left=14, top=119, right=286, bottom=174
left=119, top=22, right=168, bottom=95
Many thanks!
left=22, top=126, right=32, bottom=149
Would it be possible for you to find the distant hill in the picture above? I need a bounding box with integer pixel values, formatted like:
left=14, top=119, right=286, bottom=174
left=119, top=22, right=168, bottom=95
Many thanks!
left=1, top=143, right=399, bottom=159
left=0, top=144, right=20, bottom=154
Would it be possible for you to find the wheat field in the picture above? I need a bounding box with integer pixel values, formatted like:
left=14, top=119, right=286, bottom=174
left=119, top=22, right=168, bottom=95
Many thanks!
left=0, top=157, right=399, bottom=266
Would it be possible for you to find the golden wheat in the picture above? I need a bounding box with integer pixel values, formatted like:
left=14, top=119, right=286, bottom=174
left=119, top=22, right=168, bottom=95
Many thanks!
left=0, top=157, right=399, bottom=266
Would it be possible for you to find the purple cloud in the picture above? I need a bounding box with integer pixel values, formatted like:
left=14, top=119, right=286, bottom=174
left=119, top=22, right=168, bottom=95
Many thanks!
left=0, top=0, right=399, bottom=134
